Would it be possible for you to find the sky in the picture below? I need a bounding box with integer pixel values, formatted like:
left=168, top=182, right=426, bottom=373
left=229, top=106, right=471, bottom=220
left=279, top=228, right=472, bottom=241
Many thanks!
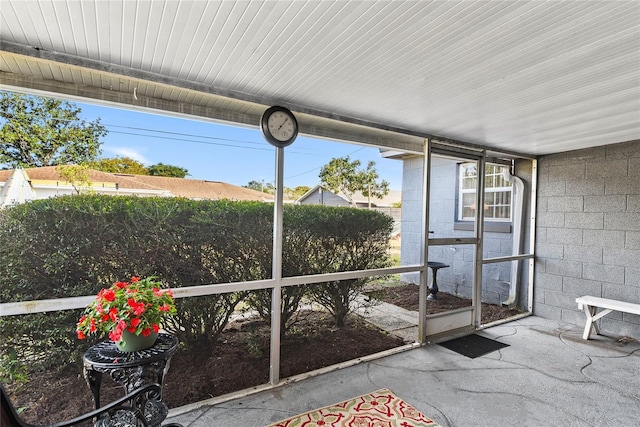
left=76, top=102, right=404, bottom=191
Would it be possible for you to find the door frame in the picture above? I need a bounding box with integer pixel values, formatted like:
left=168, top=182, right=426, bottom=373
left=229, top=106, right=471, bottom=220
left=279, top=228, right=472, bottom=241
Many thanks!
left=418, top=139, right=487, bottom=342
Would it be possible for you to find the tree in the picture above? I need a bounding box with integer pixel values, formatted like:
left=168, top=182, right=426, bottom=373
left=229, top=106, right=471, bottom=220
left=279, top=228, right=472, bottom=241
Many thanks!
left=319, top=156, right=389, bottom=207
left=359, top=161, right=390, bottom=208
left=286, top=185, right=311, bottom=200
left=148, top=163, right=189, bottom=178
left=0, top=92, right=106, bottom=168
left=319, top=157, right=360, bottom=205
left=88, top=156, right=148, bottom=175
left=56, top=164, right=93, bottom=194
left=244, top=180, right=275, bottom=194
left=244, top=181, right=308, bottom=200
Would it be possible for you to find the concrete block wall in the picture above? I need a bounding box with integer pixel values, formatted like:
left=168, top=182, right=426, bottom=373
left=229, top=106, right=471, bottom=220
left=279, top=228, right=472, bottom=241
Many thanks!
left=535, top=140, right=640, bottom=339
left=400, top=155, right=424, bottom=274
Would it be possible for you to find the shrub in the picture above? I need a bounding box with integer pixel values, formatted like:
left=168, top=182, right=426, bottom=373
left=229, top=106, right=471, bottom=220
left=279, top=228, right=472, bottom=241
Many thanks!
left=0, top=195, right=393, bottom=378
left=289, top=206, right=393, bottom=326
left=246, top=205, right=394, bottom=329
left=0, top=196, right=270, bottom=373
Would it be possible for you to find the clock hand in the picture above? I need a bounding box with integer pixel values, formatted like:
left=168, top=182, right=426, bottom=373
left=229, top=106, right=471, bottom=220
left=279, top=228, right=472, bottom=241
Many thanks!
left=277, top=118, right=289, bottom=130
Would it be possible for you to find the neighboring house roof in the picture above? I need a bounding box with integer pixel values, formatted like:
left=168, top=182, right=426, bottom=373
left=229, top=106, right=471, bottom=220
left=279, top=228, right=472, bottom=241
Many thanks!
left=296, top=185, right=401, bottom=207
left=0, top=166, right=273, bottom=203
left=0, top=166, right=165, bottom=191
left=110, top=173, right=274, bottom=201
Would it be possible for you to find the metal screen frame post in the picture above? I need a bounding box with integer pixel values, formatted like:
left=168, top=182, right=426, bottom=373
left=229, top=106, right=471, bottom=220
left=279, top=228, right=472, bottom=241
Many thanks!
left=269, top=146, right=284, bottom=384
left=418, top=139, right=430, bottom=343
left=527, top=159, right=538, bottom=313
left=473, top=153, right=486, bottom=328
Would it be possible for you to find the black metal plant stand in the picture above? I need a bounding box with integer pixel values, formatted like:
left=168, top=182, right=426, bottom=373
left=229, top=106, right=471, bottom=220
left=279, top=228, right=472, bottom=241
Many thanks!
left=83, top=333, right=179, bottom=427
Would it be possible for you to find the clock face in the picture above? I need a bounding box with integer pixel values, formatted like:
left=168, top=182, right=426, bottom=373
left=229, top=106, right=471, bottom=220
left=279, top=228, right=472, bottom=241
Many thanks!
left=267, top=111, right=296, bottom=141
left=261, top=106, right=298, bottom=147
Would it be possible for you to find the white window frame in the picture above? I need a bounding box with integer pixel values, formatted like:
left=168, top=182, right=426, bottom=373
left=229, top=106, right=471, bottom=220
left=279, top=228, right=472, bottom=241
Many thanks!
left=458, top=163, right=512, bottom=222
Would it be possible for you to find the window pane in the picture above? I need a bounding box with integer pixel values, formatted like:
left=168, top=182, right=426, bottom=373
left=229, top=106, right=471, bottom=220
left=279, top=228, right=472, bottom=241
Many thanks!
left=484, top=192, right=495, bottom=205
left=461, top=163, right=477, bottom=190
left=463, top=164, right=477, bottom=178
left=462, top=178, right=475, bottom=190
left=486, top=175, right=495, bottom=188
left=462, top=193, right=475, bottom=218
left=496, top=191, right=505, bottom=205
left=496, top=205, right=511, bottom=219
left=462, top=177, right=475, bottom=190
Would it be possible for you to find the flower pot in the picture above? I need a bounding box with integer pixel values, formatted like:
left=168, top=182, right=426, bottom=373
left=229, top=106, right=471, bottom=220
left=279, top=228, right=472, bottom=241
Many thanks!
left=116, top=330, right=158, bottom=352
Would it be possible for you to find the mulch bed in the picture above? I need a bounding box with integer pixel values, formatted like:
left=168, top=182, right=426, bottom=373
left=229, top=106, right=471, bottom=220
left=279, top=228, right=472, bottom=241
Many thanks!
left=7, top=311, right=404, bottom=426
left=367, top=283, right=524, bottom=323
left=7, top=284, right=521, bottom=425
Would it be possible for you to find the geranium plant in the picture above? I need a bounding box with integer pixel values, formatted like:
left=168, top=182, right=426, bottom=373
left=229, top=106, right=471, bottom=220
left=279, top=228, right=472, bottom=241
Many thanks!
left=76, top=276, right=177, bottom=343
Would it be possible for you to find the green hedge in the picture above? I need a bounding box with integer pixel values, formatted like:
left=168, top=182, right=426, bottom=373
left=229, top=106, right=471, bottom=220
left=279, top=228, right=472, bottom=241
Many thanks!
left=0, top=195, right=393, bottom=378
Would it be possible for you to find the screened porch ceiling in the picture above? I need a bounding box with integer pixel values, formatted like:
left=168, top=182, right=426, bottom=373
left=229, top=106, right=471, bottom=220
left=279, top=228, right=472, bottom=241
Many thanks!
left=1, top=0, right=639, bottom=157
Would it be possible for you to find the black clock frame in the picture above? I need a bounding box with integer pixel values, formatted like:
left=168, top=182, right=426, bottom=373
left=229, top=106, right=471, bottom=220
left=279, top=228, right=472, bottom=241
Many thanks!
left=260, top=106, right=299, bottom=148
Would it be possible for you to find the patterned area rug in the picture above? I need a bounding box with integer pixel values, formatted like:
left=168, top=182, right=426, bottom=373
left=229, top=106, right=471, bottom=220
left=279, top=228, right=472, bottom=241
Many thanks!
left=266, top=388, right=441, bottom=427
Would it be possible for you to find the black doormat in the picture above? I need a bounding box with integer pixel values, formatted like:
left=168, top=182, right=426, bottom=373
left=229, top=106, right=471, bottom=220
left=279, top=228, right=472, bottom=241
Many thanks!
left=438, top=334, right=509, bottom=358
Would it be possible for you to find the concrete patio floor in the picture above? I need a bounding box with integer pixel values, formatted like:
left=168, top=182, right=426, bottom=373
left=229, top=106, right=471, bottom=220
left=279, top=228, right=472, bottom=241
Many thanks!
left=165, top=309, right=640, bottom=426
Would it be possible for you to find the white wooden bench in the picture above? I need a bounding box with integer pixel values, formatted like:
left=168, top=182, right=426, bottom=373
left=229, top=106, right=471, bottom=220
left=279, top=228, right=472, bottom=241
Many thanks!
left=576, top=296, right=640, bottom=340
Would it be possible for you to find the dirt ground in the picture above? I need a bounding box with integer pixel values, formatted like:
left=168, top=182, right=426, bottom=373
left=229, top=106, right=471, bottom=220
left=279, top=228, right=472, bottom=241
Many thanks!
left=7, top=284, right=520, bottom=425
left=367, top=283, right=524, bottom=323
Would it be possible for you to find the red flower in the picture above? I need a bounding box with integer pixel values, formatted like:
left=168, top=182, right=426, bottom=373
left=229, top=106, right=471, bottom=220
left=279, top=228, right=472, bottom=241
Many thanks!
left=141, top=328, right=152, bottom=337
left=109, top=328, right=122, bottom=342
left=114, top=281, right=128, bottom=289
left=102, top=289, right=116, bottom=302
left=130, top=276, right=141, bottom=282
left=127, top=299, right=146, bottom=316
left=159, top=304, right=171, bottom=312
left=130, top=317, right=141, bottom=328
left=77, top=330, right=86, bottom=340
left=90, top=319, right=97, bottom=332
left=109, top=307, right=119, bottom=321
left=152, top=324, right=160, bottom=333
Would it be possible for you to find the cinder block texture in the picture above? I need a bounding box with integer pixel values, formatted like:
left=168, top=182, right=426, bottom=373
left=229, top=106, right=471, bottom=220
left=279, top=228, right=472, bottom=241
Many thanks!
left=535, top=140, right=640, bottom=339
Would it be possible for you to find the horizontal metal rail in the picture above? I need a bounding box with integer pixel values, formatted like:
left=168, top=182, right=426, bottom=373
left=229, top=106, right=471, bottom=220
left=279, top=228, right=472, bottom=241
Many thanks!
left=482, top=253, right=534, bottom=264
left=428, top=237, right=478, bottom=245
left=0, top=264, right=423, bottom=317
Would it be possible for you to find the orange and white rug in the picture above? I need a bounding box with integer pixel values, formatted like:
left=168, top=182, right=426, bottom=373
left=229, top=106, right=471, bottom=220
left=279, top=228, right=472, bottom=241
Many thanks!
left=266, top=388, right=441, bottom=427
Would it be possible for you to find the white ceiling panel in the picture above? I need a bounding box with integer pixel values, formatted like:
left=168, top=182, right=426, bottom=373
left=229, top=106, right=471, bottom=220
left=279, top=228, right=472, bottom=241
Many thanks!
left=1, top=0, right=639, bottom=156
